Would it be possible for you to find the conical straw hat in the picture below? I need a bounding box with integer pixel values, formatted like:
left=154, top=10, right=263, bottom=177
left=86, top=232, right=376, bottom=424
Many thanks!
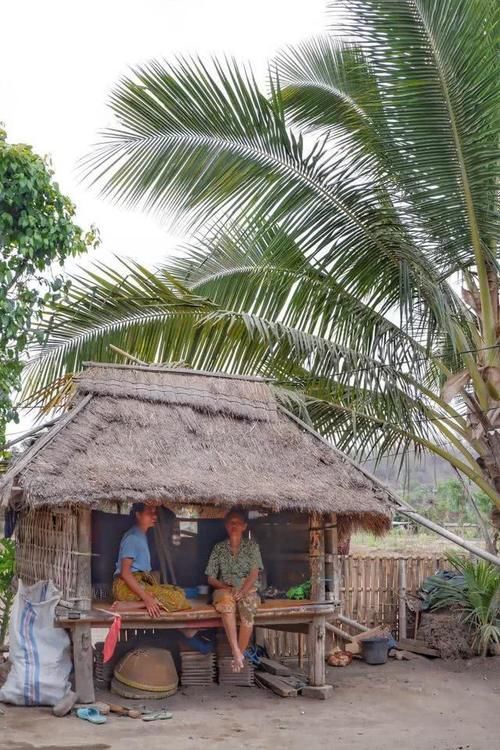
left=114, top=648, right=178, bottom=693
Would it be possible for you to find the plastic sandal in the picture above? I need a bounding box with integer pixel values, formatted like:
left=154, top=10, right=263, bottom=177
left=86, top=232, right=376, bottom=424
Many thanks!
left=76, top=707, right=107, bottom=724
left=142, top=709, right=173, bottom=722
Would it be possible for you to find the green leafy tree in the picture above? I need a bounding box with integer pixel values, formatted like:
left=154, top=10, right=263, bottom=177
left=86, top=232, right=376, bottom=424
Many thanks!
left=0, top=538, right=15, bottom=646
left=21, top=2, right=500, bottom=542
left=0, top=129, right=97, bottom=451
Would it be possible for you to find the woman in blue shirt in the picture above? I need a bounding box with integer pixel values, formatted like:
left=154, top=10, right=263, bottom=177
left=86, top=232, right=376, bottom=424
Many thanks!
left=112, top=503, right=190, bottom=616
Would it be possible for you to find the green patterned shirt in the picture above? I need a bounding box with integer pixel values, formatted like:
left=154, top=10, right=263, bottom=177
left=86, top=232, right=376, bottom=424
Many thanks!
left=205, top=538, right=264, bottom=589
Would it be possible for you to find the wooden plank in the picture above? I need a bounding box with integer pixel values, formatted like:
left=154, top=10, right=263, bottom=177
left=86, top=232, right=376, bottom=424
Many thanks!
left=397, top=638, right=440, bottom=658
left=255, top=672, right=298, bottom=697
left=259, top=657, right=293, bottom=676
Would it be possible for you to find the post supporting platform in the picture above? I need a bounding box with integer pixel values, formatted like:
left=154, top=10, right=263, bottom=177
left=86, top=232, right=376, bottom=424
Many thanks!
left=304, top=615, right=332, bottom=699
left=73, top=623, right=94, bottom=704
left=306, top=513, right=333, bottom=699
left=74, top=508, right=95, bottom=703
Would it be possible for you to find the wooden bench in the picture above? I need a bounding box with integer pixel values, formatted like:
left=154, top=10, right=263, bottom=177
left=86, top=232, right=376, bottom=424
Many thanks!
left=56, top=599, right=337, bottom=702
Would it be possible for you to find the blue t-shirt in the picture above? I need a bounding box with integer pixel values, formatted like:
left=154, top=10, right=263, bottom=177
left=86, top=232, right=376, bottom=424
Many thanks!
left=114, top=526, right=151, bottom=576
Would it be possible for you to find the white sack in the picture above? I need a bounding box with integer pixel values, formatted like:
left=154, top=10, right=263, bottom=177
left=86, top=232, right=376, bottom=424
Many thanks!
left=0, top=580, right=72, bottom=706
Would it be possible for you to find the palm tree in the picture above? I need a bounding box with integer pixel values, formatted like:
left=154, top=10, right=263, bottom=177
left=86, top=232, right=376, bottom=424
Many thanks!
left=23, top=1, right=500, bottom=543
left=427, top=553, right=500, bottom=656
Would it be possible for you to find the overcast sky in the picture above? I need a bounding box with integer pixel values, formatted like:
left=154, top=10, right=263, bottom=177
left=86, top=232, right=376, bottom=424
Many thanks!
left=2, top=0, right=330, bottom=437
left=1, top=0, right=328, bottom=271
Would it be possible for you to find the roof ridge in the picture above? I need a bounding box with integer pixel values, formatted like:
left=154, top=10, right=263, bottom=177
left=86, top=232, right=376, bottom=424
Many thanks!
left=82, top=362, right=273, bottom=383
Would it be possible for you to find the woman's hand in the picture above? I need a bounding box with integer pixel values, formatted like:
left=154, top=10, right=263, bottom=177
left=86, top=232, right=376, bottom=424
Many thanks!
left=143, top=593, right=162, bottom=618
left=234, top=588, right=244, bottom=601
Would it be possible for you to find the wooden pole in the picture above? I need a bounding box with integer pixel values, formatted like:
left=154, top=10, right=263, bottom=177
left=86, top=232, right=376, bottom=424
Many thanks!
left=336, top=613, right=369, bottom=632
left=74, top=508, right=95, bottom=703
left=76, top=508, right=92, bottom=610
left=308, top=615, right=326, bottom=687
left=309, top=512, right=325, bottom=602
left=109, top=344, right=148, bottom=366
left=298, top=633, right=304, bottom=669
left=398, top=510, right=500, bottom=566
left=278, top=406, right=500, bottom=567
left=307, top=513, right=328, bottom=690
left=398, top=558, right=407, bottom=641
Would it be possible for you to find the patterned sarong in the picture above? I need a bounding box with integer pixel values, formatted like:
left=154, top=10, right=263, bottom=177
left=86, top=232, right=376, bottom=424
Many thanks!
left=113, top=572, right=191, bottom=612
left=212, top=589, right=260, bottom=626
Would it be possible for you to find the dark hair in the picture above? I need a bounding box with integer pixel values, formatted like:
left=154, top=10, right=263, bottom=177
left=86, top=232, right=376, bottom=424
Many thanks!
left=130, top=502, right=146, bottom=517
left=224, top=507, right=247, bottom=523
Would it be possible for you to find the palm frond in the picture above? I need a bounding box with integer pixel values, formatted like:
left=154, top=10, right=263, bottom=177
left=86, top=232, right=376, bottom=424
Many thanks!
left=331, top=0, right=500, bottom=279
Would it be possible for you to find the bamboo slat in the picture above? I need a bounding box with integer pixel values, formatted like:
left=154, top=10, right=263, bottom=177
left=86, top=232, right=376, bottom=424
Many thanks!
left=262, top=553, right=448, bottom=657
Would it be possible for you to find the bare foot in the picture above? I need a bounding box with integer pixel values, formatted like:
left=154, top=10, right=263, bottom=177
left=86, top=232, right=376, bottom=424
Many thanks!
left=231, top=650, right=245, bottom=672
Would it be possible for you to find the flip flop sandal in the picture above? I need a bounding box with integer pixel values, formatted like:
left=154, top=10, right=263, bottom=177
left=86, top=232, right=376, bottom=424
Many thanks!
left=244, top=647, right=261, bottom=666
left=142, top=709, right=173, bottom=722
left=76, top=707, right=107, bottom=725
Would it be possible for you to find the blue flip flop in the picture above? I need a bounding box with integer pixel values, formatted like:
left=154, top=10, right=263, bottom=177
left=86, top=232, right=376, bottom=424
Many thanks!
left=76, top=707, right=107, bottom=724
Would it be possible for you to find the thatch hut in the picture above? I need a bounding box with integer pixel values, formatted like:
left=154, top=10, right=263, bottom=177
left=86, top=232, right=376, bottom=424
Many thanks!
left=1, top=363, right=392, bottom=699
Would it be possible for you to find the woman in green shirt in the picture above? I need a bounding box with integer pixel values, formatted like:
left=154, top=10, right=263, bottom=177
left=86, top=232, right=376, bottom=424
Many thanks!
left=205, top=508, right=263, bottom=671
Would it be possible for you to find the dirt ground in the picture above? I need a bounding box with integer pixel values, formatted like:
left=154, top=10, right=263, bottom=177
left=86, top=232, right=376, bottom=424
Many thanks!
left=1, top=656, right=499, bottom=750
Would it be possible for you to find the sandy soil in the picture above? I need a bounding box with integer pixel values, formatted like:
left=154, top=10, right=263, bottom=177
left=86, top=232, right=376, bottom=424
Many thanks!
left=1, top=656, right=499, bottom=750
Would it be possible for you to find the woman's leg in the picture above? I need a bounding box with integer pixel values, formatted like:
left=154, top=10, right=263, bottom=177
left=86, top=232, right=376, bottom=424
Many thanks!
left=237, top=622, right=253, bottom=654
left=221, top=612, right=244, bottom=671
left=237, top=593, right=259, bottom=655
left=213, top=590, right=244, bottom=671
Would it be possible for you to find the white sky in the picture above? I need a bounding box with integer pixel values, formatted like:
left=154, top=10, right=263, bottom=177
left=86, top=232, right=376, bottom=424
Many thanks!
left=2, top=0, right=329, bottom=438
left=1, top=0, right=328, bottom=272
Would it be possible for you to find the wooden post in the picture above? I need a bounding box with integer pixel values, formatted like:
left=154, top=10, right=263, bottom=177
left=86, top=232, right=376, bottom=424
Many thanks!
left=308, top=615, right=326, bottom=686
left=398, top=558, right=407, bottom=641
left=324, top=513, right=341, bottom=603
left=76, top=508, right=92, bottom=610
left=298, top=633, right=305, bottom=669
left=304, top=513, right=333, bottom=698
left=74, top=508, right=95, bottom=703
left=309, top=512, right=325, bottom=602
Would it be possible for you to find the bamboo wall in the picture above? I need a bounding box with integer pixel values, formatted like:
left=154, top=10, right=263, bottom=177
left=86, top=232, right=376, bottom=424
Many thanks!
left=262, top=553, right=447, bottom=658
left=15, top=507, right=79, bottom=601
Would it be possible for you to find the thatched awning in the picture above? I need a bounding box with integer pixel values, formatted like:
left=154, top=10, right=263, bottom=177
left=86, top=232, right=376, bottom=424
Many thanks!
left=1, top=364, right=392, bottom=534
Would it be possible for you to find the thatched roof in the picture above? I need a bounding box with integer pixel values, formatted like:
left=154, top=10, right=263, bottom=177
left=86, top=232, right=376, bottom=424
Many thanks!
left=1, top=364, right=392, bottom=533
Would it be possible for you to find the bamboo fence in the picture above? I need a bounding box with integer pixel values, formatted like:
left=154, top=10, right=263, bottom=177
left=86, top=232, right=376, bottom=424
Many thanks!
left=262, top=553, right=447, bottom=658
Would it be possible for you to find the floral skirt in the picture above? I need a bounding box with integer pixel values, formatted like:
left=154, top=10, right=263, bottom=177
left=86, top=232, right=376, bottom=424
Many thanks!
left=212, top=589, right=260, bottom=626
left=112, top=572, right=191, bottom=612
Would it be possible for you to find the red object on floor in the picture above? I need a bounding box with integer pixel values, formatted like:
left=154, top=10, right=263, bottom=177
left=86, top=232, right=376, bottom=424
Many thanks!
left=103, top=614, right=122, bottom=663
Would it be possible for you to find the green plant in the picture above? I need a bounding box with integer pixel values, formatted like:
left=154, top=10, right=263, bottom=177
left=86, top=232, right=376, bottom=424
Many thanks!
left=22, top=2, right=500, bottom=539
left=0, top=128, right=97, bottom=450
left=427, top=553, right=500, bottom=656
left=0, top=539, right=15, bottom=647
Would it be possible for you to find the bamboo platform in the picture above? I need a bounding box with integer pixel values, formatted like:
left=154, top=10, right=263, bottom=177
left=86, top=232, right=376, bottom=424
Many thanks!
left=56, top=598, right=336, bottom=629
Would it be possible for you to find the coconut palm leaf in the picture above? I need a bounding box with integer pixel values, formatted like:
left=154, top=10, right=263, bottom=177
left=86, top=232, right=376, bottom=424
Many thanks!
left=427, top=553, right=500, bottom=655
left=19, top=1, right=500, bottom=519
